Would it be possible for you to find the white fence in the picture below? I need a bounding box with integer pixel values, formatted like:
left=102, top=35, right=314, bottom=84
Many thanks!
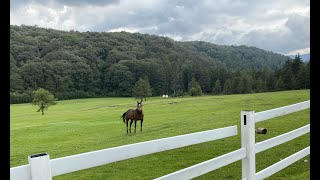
left=10, top=100, right=310, bottom=180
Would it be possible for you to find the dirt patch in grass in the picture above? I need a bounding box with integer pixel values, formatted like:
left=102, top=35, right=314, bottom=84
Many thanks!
left=260, top=103, right=273, bottom=106
left=81, top=105, right=108, bottom=111
left=168, top=102, right=178, bottom=104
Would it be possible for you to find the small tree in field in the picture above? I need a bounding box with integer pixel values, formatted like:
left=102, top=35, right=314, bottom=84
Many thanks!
left=189, top=77, right=202, bottom=96
left=133, top=78, right=152, bottom=102
left=31, top=88, right=57, bottom=115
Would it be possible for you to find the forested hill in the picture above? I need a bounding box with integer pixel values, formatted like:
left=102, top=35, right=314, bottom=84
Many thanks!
left=10, top=25, right=292, bottom=102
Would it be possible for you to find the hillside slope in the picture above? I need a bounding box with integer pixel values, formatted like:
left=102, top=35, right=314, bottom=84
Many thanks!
left=10, top=25, right=290, bottom=100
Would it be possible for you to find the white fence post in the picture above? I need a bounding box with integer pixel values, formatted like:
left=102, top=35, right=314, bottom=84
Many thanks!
left=241, top=111, right=256, bottom=180
left=28, top=153, right=52, bottom=180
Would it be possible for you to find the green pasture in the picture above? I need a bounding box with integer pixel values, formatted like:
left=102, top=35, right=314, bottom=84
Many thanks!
left=10, top=90, right=310, bottom=179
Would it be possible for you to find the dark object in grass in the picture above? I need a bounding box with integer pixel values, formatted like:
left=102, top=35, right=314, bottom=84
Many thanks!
left=256, top=128, right=267, bottom=134
left=121, top=101, right=144, bottom=134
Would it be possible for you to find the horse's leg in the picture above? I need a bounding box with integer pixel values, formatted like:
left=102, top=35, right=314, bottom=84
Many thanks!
left=126, top=120, right=128, bottom=134
left=134, top=120, right=137, bottom=133
left=140, top=120, right=143, bottom=133
left=129, top=120, right=133, bottom=133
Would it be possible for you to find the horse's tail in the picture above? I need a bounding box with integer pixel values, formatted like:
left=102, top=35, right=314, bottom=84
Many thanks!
left=121, top=112, right=126, bottom=123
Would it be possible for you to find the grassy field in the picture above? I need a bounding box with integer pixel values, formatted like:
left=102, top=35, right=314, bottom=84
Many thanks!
left=10, top=90, right=310, bottom=179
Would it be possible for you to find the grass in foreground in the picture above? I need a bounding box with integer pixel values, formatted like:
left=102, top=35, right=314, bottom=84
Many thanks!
left=10, top=90, right=310, bottom=179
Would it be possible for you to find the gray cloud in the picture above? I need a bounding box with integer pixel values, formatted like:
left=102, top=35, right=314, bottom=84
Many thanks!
left=10, top=0, right=310, bottom=55
left=11, top=0, right=119, bottom=9
left=238, top=14, right=310, bottom=54
left=53, top=0, right=119, bottom=6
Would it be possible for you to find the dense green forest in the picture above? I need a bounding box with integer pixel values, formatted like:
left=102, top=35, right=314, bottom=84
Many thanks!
left=10, top=25, right=309, bottom=104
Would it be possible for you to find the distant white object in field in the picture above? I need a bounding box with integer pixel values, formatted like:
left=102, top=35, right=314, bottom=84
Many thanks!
left=162, top=95, right=169, bottom=98
left=165, top=95, right=168, bottom=98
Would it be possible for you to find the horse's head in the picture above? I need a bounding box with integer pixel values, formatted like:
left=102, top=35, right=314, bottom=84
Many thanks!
left=137, top=101, right=142, bottom=111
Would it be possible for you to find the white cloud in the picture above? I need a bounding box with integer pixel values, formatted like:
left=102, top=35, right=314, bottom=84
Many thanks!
left=10, top=0, right=310, bottom=55
left=284, top=6, right=310, bottom=17
left=109, top=26, right=158, bottom=33
left=286, top=47, right=310, bottom=55
left=159, top=33, right=183, bottom=41
left=11, top=3, right=81, bottom=31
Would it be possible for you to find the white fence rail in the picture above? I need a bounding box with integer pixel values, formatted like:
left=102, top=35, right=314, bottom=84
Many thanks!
left=10, top=126, right=238, bottom=180
left=50, top=125, right=237, bottom=176
left=255, top=146, right=310, bottom=179
left=255, top=124, right=310, bottom=153
left=10, top=165, right=31, bottom=180
left=254, top=100, right=310, bottom=122
left=10, top=100, right=310, bottom=180
left=155, top=148, right=247, bottom=180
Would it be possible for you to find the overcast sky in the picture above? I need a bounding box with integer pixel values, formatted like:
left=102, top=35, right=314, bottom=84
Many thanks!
left=10, top=0, right=310, bottom=55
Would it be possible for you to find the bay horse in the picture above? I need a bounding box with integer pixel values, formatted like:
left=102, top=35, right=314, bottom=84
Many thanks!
left=121, top=101, right=144, bottom=134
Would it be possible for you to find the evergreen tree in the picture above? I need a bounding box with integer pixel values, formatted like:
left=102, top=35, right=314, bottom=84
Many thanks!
left=296, top=64, right=307, bottom=89
left=292, top=54, right=303, bottom=73
left=255, top=78, right=267, bottom=92
left=305, top=61, right=310, bottom=89
left=237, top=78, right=245, bottom=94
left=231, top=77, right=241, bottom=94
left=275, top=77, right=285, bottom=91
left=292, top=54, right=304, bottom=89
left=223, top=79, right=232, bottom=94
left=243, top=75, right=253, bottom=93
left=212, top=79, right=222, bottom=94
left=262, top=80, right=267, bottom=92
left=281, top=60, right=294, bottom=90
left=266, top=73, right=276, bottom=91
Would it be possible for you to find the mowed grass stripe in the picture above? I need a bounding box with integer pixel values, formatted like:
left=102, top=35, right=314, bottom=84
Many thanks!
left=10, top=90, right=310, bottom=179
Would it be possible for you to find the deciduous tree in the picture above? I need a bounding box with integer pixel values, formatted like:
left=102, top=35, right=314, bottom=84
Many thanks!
left=133, top=77, right=152, bottom=101
left=31, top=88, right=57, bottom=115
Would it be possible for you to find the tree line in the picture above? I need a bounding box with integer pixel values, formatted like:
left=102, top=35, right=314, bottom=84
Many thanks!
left=10, top=25, right=309, bottom=104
